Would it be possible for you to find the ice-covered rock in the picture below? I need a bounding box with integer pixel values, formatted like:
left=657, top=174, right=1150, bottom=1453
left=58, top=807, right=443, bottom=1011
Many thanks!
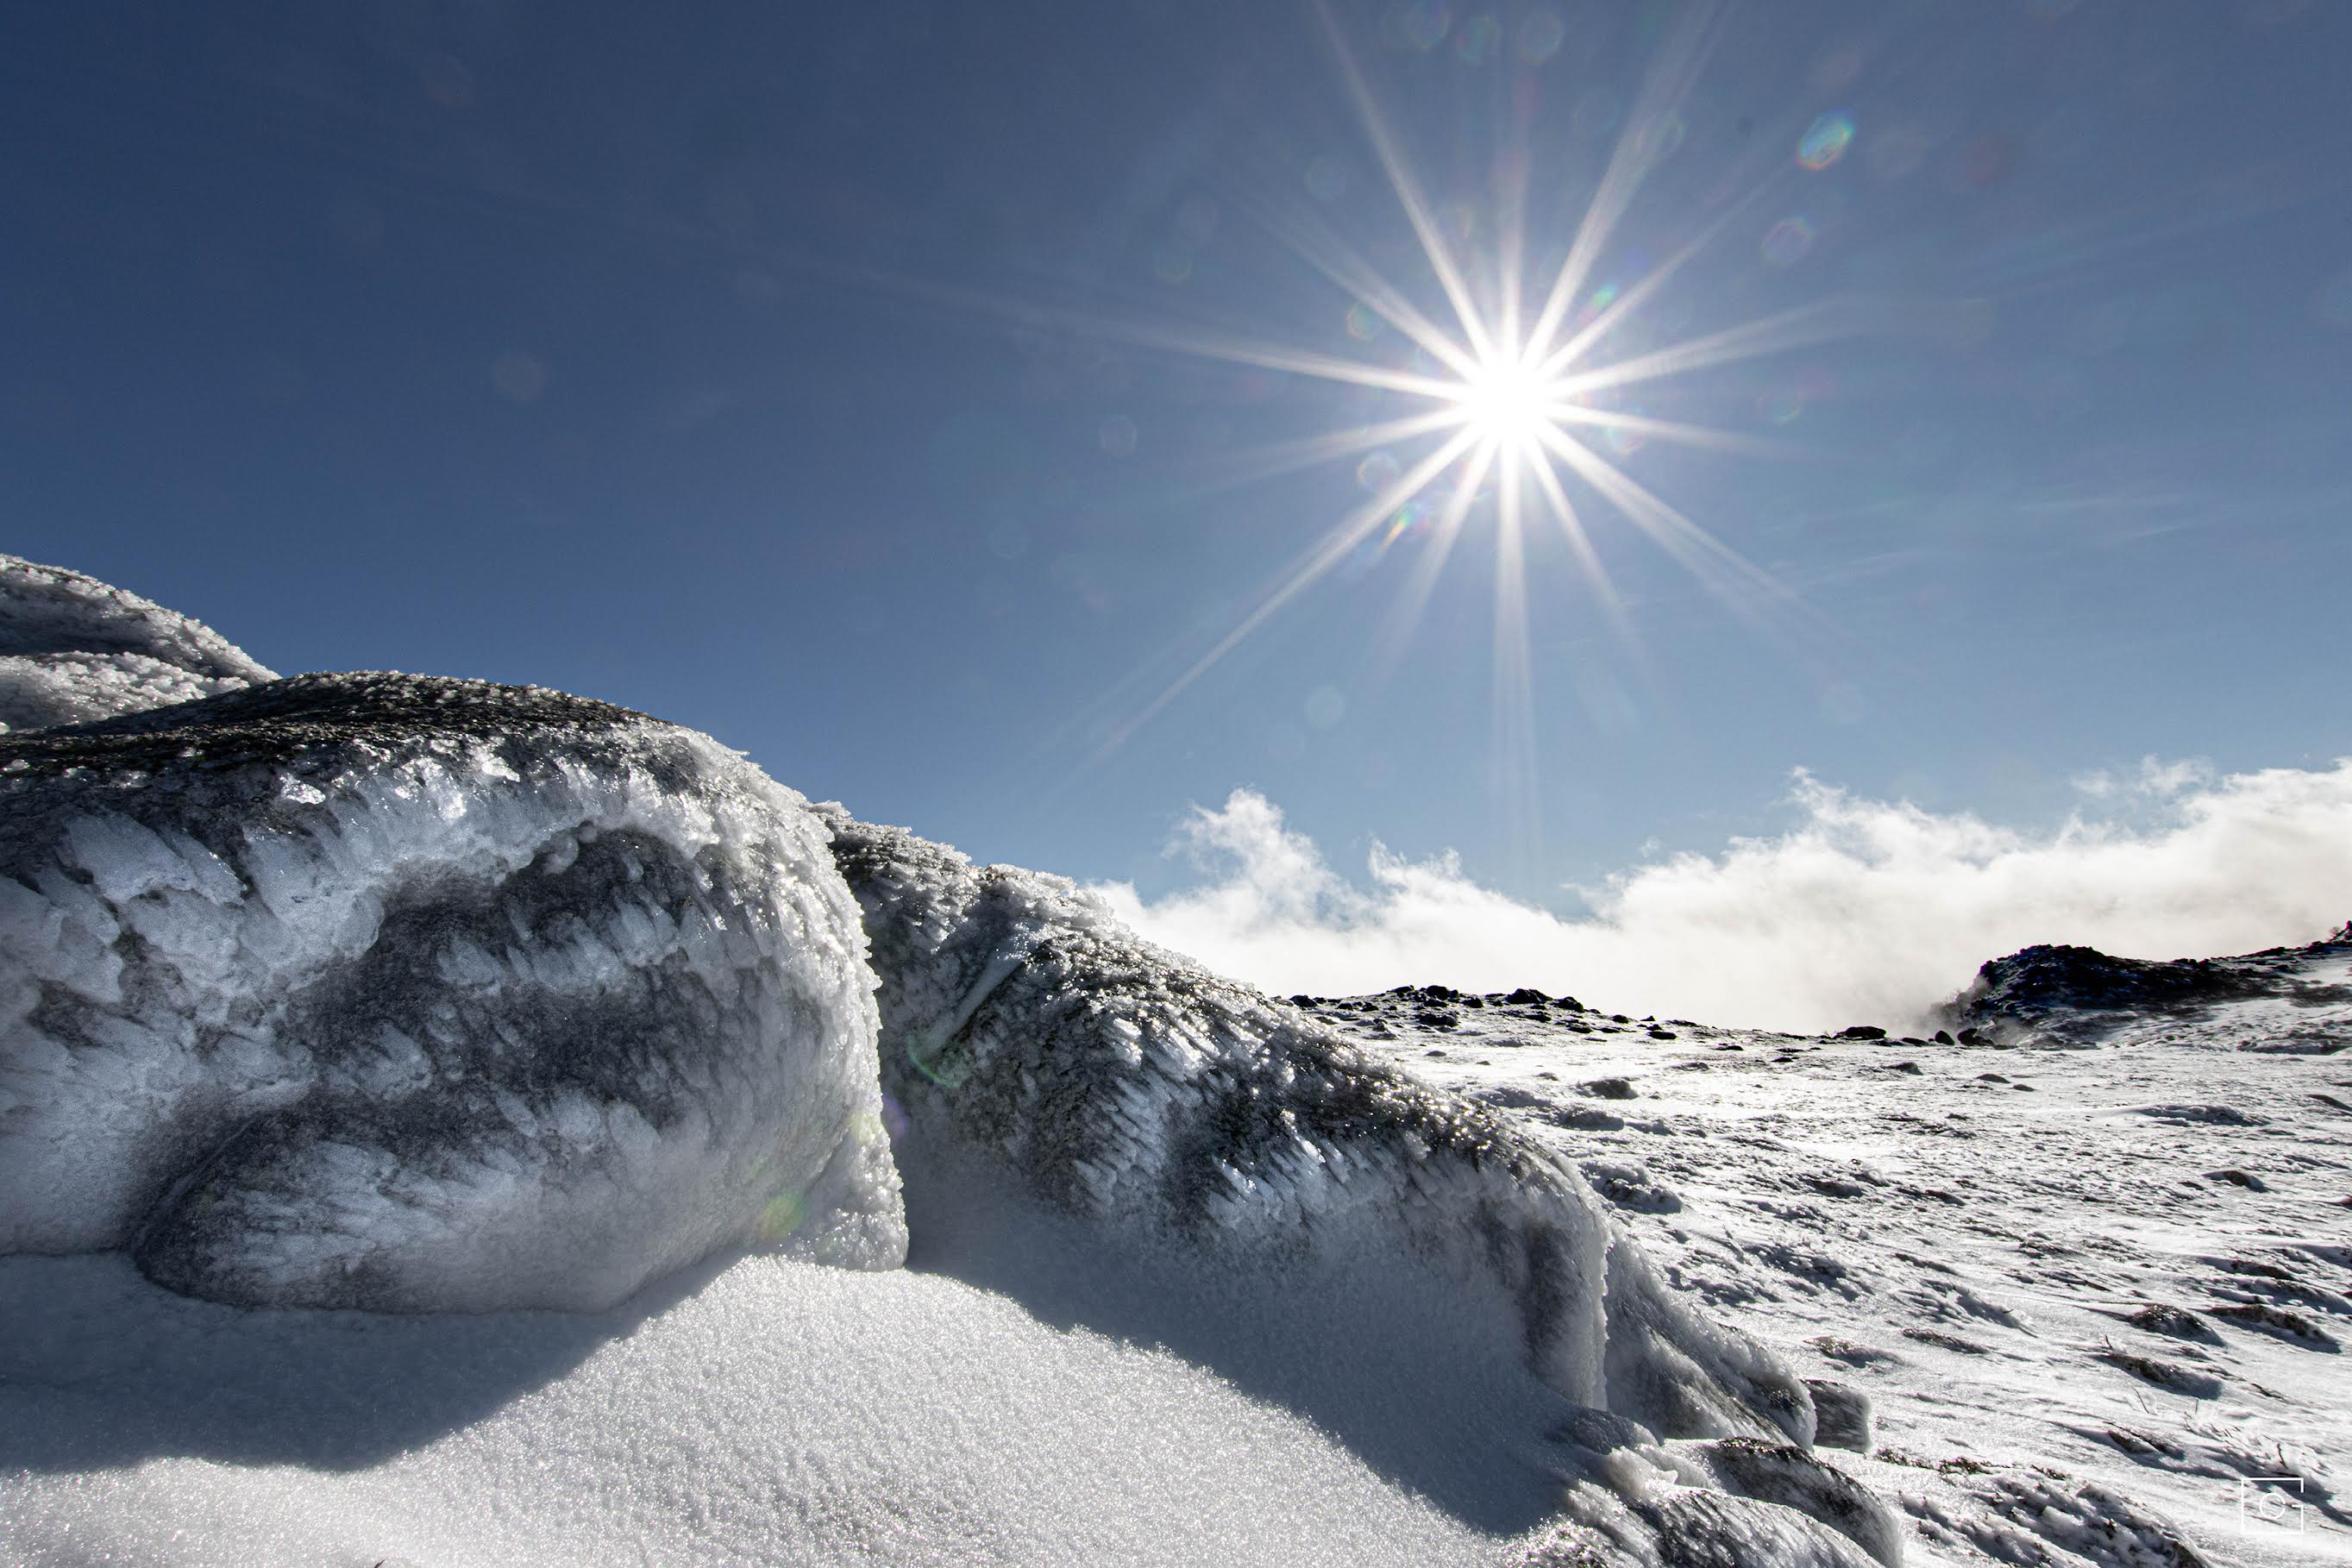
left=819, top=809, right=1815, bottom=1448
left=1665, top=1439, right=1900, bottom=1566
left=1941, top=938, right=2352, bottom=1050
left=0, top=673, right=904, bottom=1310
left=0, top=554, right=276, bottom=732
left=1536, top=1480, right=1883, bottom=1568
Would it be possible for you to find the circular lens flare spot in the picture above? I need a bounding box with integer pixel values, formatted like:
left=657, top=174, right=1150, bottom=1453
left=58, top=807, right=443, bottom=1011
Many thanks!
left=1761, top=216, right=1816, bottom=267
left=1357, top=449, right=1403, bottom=492
left=1797, top=112, right=1856, bottom=171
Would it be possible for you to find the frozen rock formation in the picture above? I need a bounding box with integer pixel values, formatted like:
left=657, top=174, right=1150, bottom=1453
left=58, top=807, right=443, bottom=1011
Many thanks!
left=820, top=809, right=1816, bottom=1448
left=0, top=673, right=904, bottom=1310
left=0, top=554, right=276, bottom=732
left=1943, top=938, right=2352, bottom=1049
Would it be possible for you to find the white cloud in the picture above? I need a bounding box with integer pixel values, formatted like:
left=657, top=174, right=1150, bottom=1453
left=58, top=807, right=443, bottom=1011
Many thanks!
left=1088, top=760, right=2352, bottom=1034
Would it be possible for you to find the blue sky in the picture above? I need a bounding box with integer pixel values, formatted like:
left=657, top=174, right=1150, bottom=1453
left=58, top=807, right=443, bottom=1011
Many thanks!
left=7, top=0, right=2349, bottom=936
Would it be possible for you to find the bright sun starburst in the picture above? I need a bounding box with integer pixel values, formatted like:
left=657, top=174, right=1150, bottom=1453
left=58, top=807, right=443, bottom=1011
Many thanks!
left=1452, top=349, right=1558, bottom=451
left=1025, top=0, right=1869, bottom=836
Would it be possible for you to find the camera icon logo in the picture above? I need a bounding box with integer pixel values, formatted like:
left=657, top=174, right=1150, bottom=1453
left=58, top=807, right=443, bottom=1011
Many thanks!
left=2238, top=1477, right=2305, bottom=1534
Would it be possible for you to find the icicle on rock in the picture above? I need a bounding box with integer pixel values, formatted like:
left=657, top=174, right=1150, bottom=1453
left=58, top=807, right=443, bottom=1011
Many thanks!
left=0, top=673, right=905, bottom=1310
left=0, top=553, right=277, bottom=733
left=819, top=807, right=1814, bottom=1447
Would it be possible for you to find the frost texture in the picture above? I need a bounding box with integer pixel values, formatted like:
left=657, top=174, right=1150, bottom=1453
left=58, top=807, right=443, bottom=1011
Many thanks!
left=0, top=673, right=904, bottom=1310
left=0, top=554, right=276, bottom=732
left=821, top=808, right=1813, bottom=1446
left=1904, top=1474, right=2211, bottom=1568
left=1538, top=1480, right=1881, bottom=1568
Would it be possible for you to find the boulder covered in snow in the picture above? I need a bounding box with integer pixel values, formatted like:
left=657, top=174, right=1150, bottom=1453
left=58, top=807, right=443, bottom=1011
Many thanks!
left=1942, top=938, right=2352, bottom=1049
left=821, top=809, right=1816, bottom=1449
left=0, top=554, right=277, bottom=733
left=0, top=673, right=905, bottom=1311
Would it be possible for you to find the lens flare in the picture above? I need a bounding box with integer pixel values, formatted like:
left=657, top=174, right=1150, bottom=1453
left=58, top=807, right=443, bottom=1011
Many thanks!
left=1797, top=112, right=1856, bottom=171
left=1055, top=0, right=1845, bottom=839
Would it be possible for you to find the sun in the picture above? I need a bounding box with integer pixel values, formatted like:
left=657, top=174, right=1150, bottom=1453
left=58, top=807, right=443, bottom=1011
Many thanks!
left=1450, top=350, right=1561, bottom=453
left=1045, top=0, right=1842, bottom=788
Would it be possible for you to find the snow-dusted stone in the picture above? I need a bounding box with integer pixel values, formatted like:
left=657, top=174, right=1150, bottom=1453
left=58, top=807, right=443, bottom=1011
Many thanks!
left=0, top=673, right=904, bottom=1310
left=1539, top=1479, right=1885, bottom=1568
left=818, top=809, right=1814, bottom=1447
left=0, top=554, right=277, bottom=732
left=1799, top=1379, right=1873, bottom=1453
left=1665, top=1439, right=1900, bottom=1566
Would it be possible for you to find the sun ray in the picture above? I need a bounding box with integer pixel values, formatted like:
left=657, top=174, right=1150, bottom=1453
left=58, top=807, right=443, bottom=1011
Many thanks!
left=1173, top=407, right=1474, bottom=498
left=1076, top=312, right=1465, bottom=399
left=1047, top=2, right=1891, bottom=780
left=1231, top=182, right=1486, bottom=382
left=1521, top=438, right=1618, bottom=610
left=1550, top=300, right=1865, bottom=400
left=1531, top=185, right=1771, bottom=381
left=1490, top=466, right=1540, bottom=860
left=1371, top=439, right=1497, bottom=682
left=1534, top=423, right=1815, bottom=643
left=1542, top=403, right=1796, bottom=461
left=1521, top=0, right=1727, bottom=367
left=1097, top=425, right=1486, bottom=757
left=1310, top=0, right=1498, bottom=364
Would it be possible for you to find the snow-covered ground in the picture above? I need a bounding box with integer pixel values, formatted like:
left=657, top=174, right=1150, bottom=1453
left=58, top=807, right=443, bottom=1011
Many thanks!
left=0, top=1248, right=1506, bottom=1566
left=8, top=945, right=2343, bottom=1566
left=5, top=552, right=2347, bottom=1568
left=1299, top=948, right=2352, bottom=1567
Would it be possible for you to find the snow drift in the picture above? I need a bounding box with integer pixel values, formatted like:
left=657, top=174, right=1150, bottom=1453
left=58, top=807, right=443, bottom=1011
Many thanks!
left=1, top=555, right=1911, bottom=1566
left=823, top=810, right=1816, bottom=1456
left=0, top=672, right=904, bottom=1310
left=0, top=553, right=275, bottom=733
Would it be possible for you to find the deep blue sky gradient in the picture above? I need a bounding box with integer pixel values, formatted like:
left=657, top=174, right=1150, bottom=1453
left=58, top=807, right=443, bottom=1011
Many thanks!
left=6, top=0, right=2349, bottom=900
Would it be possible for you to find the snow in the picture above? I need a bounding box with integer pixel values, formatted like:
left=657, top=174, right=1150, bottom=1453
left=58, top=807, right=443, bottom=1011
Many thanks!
left=1306, top=963, right=2352, bottom=1566
left=7, top=561, right=2349, bottom=1567
left=822, top=808, right=1820, bottom=1458
left=0, top=555, right=274, bottom=733
left=0, top=1251, right=1503, bottom=1567
left=1, top=673, right=902, bottom=1310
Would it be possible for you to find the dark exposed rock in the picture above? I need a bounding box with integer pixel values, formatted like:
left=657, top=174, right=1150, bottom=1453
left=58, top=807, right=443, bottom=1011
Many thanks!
left=2123, top=1304, right=2216, bottom=1342
left=1942, top=941, right=2349, bottom=1038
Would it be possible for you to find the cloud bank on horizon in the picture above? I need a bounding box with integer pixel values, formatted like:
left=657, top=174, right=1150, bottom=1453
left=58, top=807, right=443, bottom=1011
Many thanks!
left=1089, top=759, right=2352, bottom=1033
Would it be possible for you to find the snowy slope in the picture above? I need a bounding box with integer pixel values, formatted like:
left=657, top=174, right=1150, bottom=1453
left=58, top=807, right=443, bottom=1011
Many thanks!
left=0, top=1251, right=1512, bottom=1568
left=1296, top=950, right=2352, bottom=1567
left=9, top=938, right=2339, bottom=1567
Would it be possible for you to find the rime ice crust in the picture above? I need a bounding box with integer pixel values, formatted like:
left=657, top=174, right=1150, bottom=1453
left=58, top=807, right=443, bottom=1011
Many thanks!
left=0, top=554, right=277, bottom=733
left=0, top=673, right=905, bottom=1310
left=819, top=806, right=1815, bottom=1447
